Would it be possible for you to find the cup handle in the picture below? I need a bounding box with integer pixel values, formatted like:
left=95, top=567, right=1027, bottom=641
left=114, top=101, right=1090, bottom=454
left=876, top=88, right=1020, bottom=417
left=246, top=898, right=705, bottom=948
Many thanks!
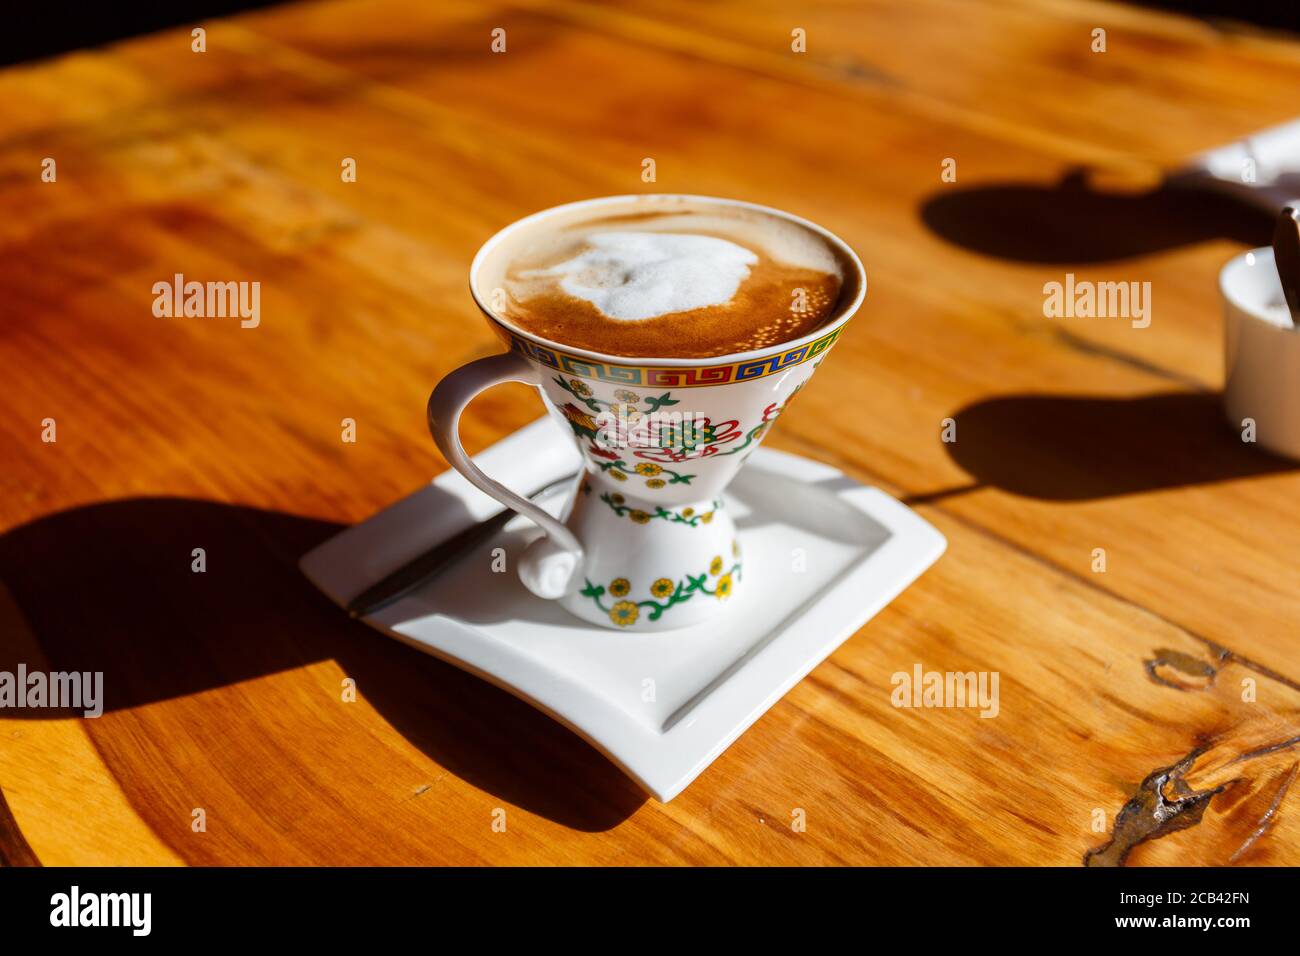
left=427, top=353, right=585, bottom=599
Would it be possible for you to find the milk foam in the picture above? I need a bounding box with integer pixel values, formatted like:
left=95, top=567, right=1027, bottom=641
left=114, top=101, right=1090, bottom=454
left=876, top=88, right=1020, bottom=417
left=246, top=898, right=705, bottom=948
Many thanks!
left=488, top=200, right=854, bottom=357
left=522, top=231, right=759, bottom=321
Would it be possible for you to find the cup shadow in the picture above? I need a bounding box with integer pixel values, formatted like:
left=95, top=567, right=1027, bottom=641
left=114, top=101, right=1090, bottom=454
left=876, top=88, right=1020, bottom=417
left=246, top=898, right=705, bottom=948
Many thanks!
left=0, top=497, right=645, bottom=831
left=921, top=391, right=1297, bottom=502
left=919, top=169, right=1272, bottom=263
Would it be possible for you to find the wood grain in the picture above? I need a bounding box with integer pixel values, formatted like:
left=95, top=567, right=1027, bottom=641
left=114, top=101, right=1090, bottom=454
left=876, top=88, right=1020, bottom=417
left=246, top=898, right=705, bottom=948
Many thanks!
left=1, top=0, right=1297, bottom=865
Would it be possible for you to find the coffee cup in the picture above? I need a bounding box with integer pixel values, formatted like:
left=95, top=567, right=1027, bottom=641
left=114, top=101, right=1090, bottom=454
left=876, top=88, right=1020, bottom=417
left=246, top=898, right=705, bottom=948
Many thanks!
left=428, top=195, right=866, bottom=630
left=1221, top=247, right=1300, bottom=460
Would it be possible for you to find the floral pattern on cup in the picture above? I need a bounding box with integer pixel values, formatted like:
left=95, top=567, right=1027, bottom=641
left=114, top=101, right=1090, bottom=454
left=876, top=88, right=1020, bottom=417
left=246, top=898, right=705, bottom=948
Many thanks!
left=559, top=377, right=806, bottom=479
left=580, top=550, right=742, bottom=627
left=636, top=382, right=805, bottom=465
left=595, top=457, right=694, bottom=489
left=556, top=376, right=679, bottom=416
left=600, top=492, right=722, bottom=526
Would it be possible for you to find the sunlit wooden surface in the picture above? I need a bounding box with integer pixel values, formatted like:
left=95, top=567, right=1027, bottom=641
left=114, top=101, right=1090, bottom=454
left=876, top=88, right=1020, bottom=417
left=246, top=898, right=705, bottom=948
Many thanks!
left=2, top=0, right=1299, bottom=865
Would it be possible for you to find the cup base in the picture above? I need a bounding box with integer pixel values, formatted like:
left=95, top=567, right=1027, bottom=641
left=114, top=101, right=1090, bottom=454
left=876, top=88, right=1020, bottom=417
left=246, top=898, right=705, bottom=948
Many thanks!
left=557, top=482, right=742, bottom=631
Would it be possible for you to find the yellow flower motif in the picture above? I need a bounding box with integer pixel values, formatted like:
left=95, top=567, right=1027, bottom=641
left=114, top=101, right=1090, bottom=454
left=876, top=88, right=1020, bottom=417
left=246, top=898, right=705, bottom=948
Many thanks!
left=569, top=379, right=593, bottom=397
left=709, top=556, right=724, bottom=576
left=609, top=601, right=639, bottom=626
left=614, top=389, right=641, bottom=403
left=611, top=403, right=642, bottom=421
left=701, top=511, right=714, bottom=524
left=681, top=507, right=694, bottom=518
left=732, top=539, right=740, bottom=557
left=645, top=478, right=666, bottom=489
left=650, top=578, right=674, bottom=598
left=715, top=573, right=734, bottom=600
left=609, top=578, right=630, bottom=597
left=629, top=510, right=651, bottom=524
left=610, top=469, right=628, bottom=481
left=610, top=493, right=625, bottom=505
left=634, top=463, right=662, bottom=476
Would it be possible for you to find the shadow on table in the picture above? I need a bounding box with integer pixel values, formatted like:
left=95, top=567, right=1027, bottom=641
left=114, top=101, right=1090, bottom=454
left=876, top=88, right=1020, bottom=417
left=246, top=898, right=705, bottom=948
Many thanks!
left=0, top=497, right=644, bottom=832
left=915, top=168, right=1292, bottom=502
left=919, top=169, right=1271, bottom=263
left=910, top=391, right=1297, bottom=504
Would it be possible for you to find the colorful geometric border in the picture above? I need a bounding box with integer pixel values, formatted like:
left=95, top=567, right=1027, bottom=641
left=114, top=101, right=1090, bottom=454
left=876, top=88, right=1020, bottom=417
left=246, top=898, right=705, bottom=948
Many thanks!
left=492, top=325, right=842, bottom=387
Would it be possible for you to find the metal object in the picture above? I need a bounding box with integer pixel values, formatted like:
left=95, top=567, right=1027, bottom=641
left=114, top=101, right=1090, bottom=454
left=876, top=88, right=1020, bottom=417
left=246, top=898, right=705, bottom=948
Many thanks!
left=1272, top=205, right=1300, bottom=327
left=346, top=470, right=580, bottom=619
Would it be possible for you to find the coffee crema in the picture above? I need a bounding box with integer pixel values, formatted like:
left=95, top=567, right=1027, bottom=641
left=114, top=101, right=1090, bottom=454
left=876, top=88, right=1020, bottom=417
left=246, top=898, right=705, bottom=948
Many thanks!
left=478, top=198, right=855, bottom=358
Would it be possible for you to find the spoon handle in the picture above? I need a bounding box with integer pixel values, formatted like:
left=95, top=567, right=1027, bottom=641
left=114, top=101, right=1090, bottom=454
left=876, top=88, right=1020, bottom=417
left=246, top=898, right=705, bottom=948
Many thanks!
left=1272, top=205, right=1300, bottom=327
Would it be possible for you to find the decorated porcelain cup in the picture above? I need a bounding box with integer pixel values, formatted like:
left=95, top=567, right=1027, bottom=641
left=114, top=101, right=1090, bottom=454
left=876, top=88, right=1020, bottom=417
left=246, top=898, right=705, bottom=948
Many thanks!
left=428, top=195, right=866, bottom=630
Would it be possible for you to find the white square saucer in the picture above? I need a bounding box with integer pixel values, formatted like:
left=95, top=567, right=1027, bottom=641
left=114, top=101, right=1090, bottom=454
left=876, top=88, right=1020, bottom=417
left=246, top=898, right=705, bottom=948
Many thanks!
left=301, top=418, right=946, bottom=801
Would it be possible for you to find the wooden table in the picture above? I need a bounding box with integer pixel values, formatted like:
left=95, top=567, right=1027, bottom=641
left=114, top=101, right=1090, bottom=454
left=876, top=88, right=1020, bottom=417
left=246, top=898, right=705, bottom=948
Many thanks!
left=2, top=0, right=1298, bottom=866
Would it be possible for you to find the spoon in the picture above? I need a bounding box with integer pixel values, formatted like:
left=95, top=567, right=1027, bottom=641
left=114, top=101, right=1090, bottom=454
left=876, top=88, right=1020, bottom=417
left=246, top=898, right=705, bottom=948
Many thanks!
left=1272, top=205, right=1300, bottom=327
left=345, top=470, right=580, bottom=619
